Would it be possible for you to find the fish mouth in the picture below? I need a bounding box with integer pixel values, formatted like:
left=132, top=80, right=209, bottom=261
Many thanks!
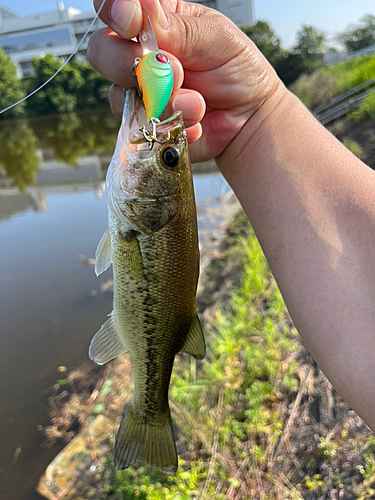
left=123, top=89, right=183, bottom=148
left=105, top=89, right=185, bottom=231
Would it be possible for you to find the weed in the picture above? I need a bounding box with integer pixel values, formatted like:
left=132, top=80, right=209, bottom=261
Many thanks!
left=342, top=138, right=364, bottom=158
left=350, top=93, right=375, bottom=122
left=317, top=437, right=338, bottom=461
left=355, top=452, right=375, bottom=499
left=304, top=474, right=327, bottom=494
left=292, top=54, right=375, bottom=106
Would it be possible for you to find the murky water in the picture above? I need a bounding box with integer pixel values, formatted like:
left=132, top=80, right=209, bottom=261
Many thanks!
left=0, top=109, right=230, bottom=500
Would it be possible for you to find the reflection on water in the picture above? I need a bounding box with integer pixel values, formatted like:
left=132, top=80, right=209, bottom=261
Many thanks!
left=0, top=121, right=39, bottom=192
left=0, top=109, right=230, bottom=500
left=0, top=110, right=119, bottom=192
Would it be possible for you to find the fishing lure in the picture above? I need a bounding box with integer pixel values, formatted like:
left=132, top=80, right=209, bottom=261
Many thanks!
left=133, top=13, right=174, bottom=149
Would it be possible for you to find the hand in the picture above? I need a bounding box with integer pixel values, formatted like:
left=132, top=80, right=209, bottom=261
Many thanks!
left=88, top=0, right=283, bottom=162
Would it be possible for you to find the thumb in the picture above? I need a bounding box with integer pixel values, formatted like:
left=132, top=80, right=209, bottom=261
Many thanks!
left=95, top=0, right=244, bottom=69
left=140, top=0, right=246, bottom=70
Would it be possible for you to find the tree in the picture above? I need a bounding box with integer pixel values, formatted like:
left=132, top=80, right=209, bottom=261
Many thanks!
left=293, top=25, right=326, bottom=72
left=242, top=21, right=284, bottom=66
left=274, top=53, right=306, bottom=86
left=24, top=55, right=111, bottom=116
left=0, top=48, right=26, bottom=119
left=340, top=14, right=375, bottom=52
left=72, top=60, right=111, bottom=110
left=26, top=54, right=84, bottom=115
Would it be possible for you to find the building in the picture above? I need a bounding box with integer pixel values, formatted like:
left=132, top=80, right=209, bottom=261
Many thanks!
left=0, top=2, right=105, bottom=77
left=190, top=0, right=253, bottom=28
left=0, top=0, right=253, bottom=79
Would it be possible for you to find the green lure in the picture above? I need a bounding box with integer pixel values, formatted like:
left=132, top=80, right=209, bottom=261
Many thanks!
left=135, top=51, right=174, bottom=121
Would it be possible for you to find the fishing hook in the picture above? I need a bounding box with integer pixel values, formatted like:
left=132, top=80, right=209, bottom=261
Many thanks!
left=140, top=118, right=170, bottom=150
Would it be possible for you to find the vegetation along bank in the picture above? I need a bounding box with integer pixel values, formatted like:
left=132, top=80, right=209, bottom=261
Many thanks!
left=40, top=209, right=375, bottom=500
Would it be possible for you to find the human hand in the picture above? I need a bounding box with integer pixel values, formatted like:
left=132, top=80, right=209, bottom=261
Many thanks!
left=88, top=0, right=283, bottom=162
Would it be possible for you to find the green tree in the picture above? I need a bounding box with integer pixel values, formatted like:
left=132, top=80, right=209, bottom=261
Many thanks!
left=72, top=60, right=111, bottom=110
left=275, top=52, right=306, bottom=86
left=340, top=14, right=375, bottom=52
left=0, top=48, right=26, bottom=119
left=293, top=25, right=326, bottom=72
left=27, top=54, right=84, bottom=115
left=242, top=21, right=284, bottom=66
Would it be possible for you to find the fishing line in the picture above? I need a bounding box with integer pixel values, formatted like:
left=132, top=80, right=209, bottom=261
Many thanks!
left=0, top=0, right=107, bottom=116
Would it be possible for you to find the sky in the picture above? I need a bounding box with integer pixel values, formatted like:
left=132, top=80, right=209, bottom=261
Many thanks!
left=1, top=0, right=374, bottom=47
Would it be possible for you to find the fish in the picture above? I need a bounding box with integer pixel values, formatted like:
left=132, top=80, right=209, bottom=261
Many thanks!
left=89, top=88, right=206, bottom=473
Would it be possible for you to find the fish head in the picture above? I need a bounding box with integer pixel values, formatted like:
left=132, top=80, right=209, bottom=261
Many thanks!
left=106, top=89, right=191, bottom=234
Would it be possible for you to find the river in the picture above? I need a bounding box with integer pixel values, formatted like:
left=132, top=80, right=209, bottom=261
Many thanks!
left=0, top=109, right=231, bottom=500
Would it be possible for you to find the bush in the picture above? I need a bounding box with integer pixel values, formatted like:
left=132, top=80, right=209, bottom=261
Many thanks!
left=291, top=72, right=337, bottom=109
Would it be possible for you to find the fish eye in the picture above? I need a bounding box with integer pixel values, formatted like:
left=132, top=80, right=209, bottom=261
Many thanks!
left=161, top=147, right=179, bottom=169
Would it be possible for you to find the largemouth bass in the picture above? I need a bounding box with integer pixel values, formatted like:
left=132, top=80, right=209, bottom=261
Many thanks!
left=90, top=89, right=205, bottom=473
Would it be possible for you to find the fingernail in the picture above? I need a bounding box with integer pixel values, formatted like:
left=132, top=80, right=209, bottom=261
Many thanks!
left=111, top=0, right=136, bottom=37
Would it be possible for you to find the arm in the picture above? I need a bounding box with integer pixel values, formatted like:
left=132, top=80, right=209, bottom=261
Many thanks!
left=219, top=83, right=375, bottom=429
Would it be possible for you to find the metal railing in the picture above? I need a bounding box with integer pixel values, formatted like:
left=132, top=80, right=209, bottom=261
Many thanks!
left=312, top=78, right=375, bottom=125
left=325, top=44, right=375, bottom=66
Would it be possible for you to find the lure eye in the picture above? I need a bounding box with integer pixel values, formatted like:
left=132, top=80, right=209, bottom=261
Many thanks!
left=155, top=53, right=169, bottom=64
left=161, top=147, right=179, bottom=168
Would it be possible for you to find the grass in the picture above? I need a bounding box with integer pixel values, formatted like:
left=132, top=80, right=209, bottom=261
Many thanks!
left=350, top=93, right=375, bottom=122
left=321, top=55, right=375, bottom=94
left=342, top=138, right=364, bottom=158
left=292, top=54, right=375, bottom=110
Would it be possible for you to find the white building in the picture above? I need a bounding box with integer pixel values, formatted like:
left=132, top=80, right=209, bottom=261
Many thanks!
left=0, top=2, right=105, bottom=77
left=0, top=0, right=253, bottom=79
left=190, top=0, right=253, bottom=28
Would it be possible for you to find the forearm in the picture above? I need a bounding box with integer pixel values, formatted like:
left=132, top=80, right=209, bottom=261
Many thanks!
left=218, top=85, right=375, bottom=429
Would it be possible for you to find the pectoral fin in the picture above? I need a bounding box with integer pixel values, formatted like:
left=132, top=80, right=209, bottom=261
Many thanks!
left=118, top=230, right=144, bottom=281
left=180, top=314, right=206, bottom=360
left=89, top=311, right=128, bottom=365
left=95, top=229, right=112, bottom=276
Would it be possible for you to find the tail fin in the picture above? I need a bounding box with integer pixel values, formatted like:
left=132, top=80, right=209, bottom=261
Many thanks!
left=114, top=402, right=178, bottom=473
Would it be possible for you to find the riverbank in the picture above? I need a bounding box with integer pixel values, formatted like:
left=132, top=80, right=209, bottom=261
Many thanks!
left=38, top=205, right=375, bottom=500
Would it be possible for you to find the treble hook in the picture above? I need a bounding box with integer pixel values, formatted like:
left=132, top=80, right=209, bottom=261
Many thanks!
left=140, top=118, right=170, bottom=150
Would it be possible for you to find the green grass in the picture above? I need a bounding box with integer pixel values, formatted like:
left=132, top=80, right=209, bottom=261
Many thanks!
left=342, top=138, right=364, bottom=158
left=350, top=92, right=375, bottom=122
left=321, top=55, right=375, bottom=93
left=292, top=54, right=375, bottom=109
left=101, top=215, right=299, bottom=499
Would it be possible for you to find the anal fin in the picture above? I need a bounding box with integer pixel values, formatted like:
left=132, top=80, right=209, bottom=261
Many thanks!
left=180, top=314, right=206, bottom=360
left=89, top=311, right=128, bottom=365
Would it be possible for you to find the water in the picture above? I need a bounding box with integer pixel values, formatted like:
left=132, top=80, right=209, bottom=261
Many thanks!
left=0, top=109, right=230, bottom=500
